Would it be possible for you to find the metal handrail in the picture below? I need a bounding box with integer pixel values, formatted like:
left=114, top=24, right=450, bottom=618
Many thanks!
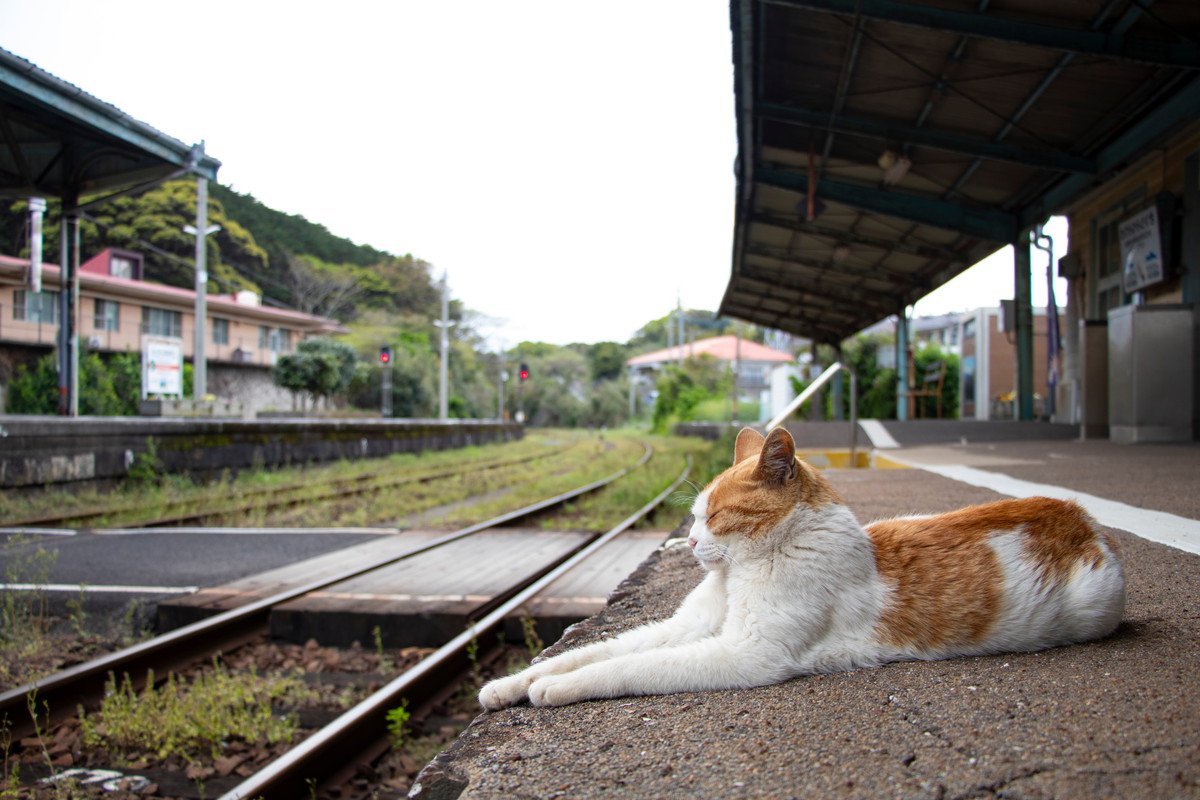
left=766, top=361, right=859, bottom=467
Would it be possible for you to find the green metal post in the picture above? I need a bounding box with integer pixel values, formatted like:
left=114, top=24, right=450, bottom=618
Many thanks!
left=895, top=310, right=909, bottom=421
left=832, top=344, right=844, bottom=420
left=1015, top=231, right=1035, bottom=420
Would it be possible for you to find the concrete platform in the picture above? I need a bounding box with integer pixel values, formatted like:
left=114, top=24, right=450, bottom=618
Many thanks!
left=415, top=437, right=1200, bottom=799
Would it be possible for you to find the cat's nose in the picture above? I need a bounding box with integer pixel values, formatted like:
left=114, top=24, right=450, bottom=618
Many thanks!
left=687, top=537, right=698, bottom=549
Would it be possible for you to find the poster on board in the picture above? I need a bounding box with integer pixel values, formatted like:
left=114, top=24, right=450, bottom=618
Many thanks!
left=142, top=336, right=184, bottom=398
left=1118, top=206, right=1165, bottom=294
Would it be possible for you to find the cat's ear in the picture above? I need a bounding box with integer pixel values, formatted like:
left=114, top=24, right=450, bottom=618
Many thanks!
left=754, top=427, right=797, bottom=486
left=733, top=427, right=766, bottom=464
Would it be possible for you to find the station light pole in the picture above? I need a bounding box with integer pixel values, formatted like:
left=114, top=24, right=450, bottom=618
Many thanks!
left=433, top=272, right=455, bottom=421
left=183, top=159, right=220, bottom=402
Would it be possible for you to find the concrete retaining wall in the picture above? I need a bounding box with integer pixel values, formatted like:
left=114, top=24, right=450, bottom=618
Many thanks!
left=0, top=416, right=523, bottom=488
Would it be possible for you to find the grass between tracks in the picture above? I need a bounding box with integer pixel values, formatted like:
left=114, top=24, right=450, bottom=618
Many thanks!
left=0, top=429, right=730, bottom=531
left=0, top=433, right=564, bottom=528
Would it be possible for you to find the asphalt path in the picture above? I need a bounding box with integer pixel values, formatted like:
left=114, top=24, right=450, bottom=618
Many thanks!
left=0, top=529, right=387, bottom=622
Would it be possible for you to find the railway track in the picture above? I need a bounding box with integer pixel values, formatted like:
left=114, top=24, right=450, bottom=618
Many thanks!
left=0, top=441, right=662, bottom=767
left=221, top=452, right=691, bottom=800
left=2, top=443, right=571, bottom=530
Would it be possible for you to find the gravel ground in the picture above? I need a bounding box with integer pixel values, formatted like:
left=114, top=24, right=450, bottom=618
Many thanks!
left=414, top=466, right=1200, bottom=800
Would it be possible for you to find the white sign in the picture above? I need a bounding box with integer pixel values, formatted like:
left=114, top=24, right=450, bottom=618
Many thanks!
left=142, top=336, right=184, bottom=398
left=1118, top=206, right=1165, bottom=294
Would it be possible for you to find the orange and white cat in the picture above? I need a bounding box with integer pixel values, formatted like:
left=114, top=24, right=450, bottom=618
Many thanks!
left=480, top=427, right=1125, bottom=709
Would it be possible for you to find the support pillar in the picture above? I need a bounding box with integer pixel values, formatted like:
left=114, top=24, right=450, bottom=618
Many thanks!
left=831, top=344, right=844, bottom=421
left=57, top=204, right=79, bottom=416
left=808, top=341, right=821, bottom=421
left=1015, top=232, right=1035, bottom=420
left=895, top=310, right=910, bottom=421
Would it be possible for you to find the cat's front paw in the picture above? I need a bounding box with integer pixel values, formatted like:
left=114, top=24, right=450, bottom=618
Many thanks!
left=478, top=673, right=534, bottom=710
left=528, top=674, right=591, bottom=707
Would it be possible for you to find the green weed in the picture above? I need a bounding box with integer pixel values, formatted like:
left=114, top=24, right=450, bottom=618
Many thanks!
left=78, top=661, right=307, bottom=763
left=385, top=700, right=411, bottom=748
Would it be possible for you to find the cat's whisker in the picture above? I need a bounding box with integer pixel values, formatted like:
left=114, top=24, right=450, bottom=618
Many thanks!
left=668, top=490, right=697, bottom=508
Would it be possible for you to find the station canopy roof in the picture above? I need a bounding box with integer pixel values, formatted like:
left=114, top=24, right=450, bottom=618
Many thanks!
left=721, top=0, right=1200, bottom=344
left=0, top=47, right=219, bottom=206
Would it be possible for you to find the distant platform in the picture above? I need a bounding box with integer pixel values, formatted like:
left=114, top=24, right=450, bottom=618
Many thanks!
left=677, top=419, right=1082, bottom=448
left=0, top=416, right=521, bottom=488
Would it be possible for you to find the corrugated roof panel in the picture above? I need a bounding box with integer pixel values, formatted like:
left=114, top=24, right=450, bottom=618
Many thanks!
left=725, top=0, right=1199, bottom=341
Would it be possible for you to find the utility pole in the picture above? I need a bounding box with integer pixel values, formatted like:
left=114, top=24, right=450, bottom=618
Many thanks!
left=434, top=272, right=454, bottom=421
left=732, top=322, right=741, bottom=422
left=677, top=300, right=685, bottom=366
left=183, top=151, right=221, bottom=402
left=496, top=347, right=506, bottom=421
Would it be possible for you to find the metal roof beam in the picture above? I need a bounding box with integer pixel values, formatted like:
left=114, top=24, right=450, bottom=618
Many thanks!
left=736, top=269, right=900, bottom=317
left=748, top=211, right=962, bottom=261
left=764, top=0, right=1200, bottom=69
left=760, top=102, right=1097, bottom=173
left=758, top=166, right=1019, bottom=242
left=733, top=277, right=867, bottom=319
left=723, top=301, right=851, bottom=342
left=1019, top=76, right=1200, bottom=228
left=745, top=243, right=920, bottom=288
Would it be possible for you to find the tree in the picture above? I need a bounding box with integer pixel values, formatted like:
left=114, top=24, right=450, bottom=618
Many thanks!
left=285, top=253, right=365, bottom=321
left=587, top=341, right=628, bottom=383
left=272, top=338, right=357, bottom=411
left=651, top=355, right=730, bottom=433
left=6, top=349, right=185, bottom=416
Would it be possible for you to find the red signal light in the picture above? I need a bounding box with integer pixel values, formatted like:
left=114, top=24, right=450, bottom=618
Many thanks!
left=379, top=346, right=392, bottom=364
left=519, top=363, right=530, bottom=382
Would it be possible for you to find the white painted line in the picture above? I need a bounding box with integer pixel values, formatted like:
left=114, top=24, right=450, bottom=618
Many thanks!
left=91, top=527, right=400, bottom=536
left=0, top=583, right=198, bottom=594
left=0, top=528, right=78, bottom=537
left=894, top=459, right=1200, bottom=557
left=859, top=419, right=900, bottom=449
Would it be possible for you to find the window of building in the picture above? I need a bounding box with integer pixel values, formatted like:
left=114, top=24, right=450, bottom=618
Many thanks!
left=94, top=299, right=119, bottom=331
left=212, top=317, right=229, bottom=345
left=142, top=306, right=182, bottom=338
left=258, top=326, right=293, bottom=353
left=110, top=255, right=135, bottom=279
left=13, top=290, right=59, bottom=323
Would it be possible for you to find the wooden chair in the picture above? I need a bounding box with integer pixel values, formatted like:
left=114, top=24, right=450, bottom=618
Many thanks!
left=902, top=361, right=946, bottom=418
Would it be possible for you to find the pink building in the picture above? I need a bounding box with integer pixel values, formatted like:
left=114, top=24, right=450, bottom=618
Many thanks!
left=0, top=249, right=343, bottom=414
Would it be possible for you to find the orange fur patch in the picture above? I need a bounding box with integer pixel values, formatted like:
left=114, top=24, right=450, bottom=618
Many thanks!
left=705, top=455, right=844, bottom=539
left=869, top=497, right=1104, bottom=651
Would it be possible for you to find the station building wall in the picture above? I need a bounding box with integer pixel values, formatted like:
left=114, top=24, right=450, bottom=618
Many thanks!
left=1060, top=121, right=1200, bottom=441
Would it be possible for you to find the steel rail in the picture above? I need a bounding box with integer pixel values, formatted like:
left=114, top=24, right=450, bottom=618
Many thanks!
left=4, top=445, right=567, bottom=530
left=0, top=442, right=652, bottom=737
left=220, top=453, right=693, bottom=800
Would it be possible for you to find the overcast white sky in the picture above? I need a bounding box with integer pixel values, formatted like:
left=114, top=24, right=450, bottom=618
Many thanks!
left=0, top=1, right=1067, bottom=346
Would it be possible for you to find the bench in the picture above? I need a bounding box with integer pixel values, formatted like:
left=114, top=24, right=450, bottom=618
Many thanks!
left=902, top=361, right=946, bottom=418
